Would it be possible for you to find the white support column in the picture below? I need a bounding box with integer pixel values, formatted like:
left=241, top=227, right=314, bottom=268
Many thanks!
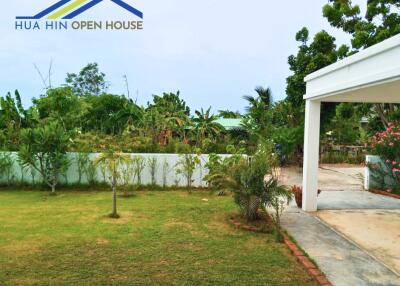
left=302, top=99, right=321, bottom=212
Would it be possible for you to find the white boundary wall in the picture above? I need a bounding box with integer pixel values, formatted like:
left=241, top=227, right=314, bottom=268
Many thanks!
left=365, top=155, right=397, bottom=190
left=0, top=152, right=233, bottom=188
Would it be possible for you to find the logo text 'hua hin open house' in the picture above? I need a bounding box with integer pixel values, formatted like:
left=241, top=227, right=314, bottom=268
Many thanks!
left=15, top=0, right=144, bottom=31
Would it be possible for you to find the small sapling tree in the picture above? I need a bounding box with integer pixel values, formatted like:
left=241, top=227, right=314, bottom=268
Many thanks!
left=76, top=152, right=90, bottom=185
left=176, top=151, right=201, bottom=190
left=95, top=151, right=131, bottom=218
left=162, top=159, right=170, bottom=188
left=133, top=156, right=145, bottom=186
left=148, top=156, right=158, bottom=186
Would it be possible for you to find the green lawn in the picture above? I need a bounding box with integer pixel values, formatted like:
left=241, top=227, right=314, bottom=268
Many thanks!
left=0, top=189, right=316, bottom=286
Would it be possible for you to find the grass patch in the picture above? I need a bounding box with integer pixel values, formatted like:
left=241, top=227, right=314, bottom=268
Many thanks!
left=0, top=189, right=316, bottom=286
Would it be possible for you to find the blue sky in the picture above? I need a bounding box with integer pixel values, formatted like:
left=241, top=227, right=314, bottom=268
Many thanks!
left=0, top=0, right=365, bottom=113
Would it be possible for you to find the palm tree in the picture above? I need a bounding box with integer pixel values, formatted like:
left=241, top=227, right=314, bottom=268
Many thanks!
left=243, top=86, right=273, bottom=117
left=95, top=151, right=131, bottom=218
left=218, top=110, right=241, bottom=119
left=242, top=86, right=274, bottom=137
left=192, top=107, right=225, bottom=145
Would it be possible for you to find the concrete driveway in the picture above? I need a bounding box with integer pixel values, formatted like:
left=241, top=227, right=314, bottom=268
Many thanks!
left=318, top=209, right=400, bottom=275
left=281, top=164, right=400, bottom=285
left=280, top=164, right=363, bottom=191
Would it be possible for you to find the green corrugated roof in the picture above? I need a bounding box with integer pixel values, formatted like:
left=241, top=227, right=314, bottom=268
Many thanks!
left=214, top=118, right=244, bottom=130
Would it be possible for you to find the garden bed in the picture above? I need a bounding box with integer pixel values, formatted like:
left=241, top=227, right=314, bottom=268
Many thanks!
left=228, top=212, right=273, bottom=233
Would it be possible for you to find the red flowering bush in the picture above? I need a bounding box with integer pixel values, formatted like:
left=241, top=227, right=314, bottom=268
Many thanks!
left=372, top=123, right=400, bottom=186
left=373, top=123, right=400, bottom=161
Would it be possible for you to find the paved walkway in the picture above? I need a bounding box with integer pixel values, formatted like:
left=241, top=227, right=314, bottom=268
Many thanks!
left=281, top=165, right=400, bottom=285
left=282, top=206, right=400, bottom=286
left=318, top=190, right=400, bottom=210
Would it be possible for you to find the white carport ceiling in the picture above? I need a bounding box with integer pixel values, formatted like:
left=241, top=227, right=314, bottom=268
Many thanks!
left=304, top=34, right=400, bottom=103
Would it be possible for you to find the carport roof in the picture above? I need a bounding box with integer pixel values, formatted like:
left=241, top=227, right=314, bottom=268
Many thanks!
left=304, top=34, right=400, bottom=103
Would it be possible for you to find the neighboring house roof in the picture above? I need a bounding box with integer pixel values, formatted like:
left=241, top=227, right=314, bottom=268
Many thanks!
left=214, top=118, right=244, bottom=131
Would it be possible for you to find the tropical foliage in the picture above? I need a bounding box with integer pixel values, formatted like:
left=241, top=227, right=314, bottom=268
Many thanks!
left=18, top=122, right=73, bottom=193
left=207, top=142, right=292, bottom=224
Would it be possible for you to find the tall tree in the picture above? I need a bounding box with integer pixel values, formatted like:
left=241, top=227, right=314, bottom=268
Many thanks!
left=323, top=0, right=400, bottom=128
left=286, top=28, right=348, bottom=107
left=323, top=0, right=400, bottom=50
left=146, top=91, right=190, bottom=142
left=279, top=28, right=349, bottom=160
left=66, top=63, right=109, bottom=96
left=242, top=86, right=274, bottom=139
left=84, top=94, right=139, bottom=135
left=286, top=28, right=348, bottom=130
left=33, top=87, right=85, bottom=131
left=147, top=91, right=190, bottom=116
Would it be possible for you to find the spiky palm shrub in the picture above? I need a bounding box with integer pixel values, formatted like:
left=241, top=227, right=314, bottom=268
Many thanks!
left=209, top=142, right=292, bottom=222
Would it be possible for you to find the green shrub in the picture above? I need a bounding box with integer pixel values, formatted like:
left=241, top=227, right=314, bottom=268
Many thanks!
left=175, top=152, right=201, bottom=189
left=208, top=142, right=293, bottom=225
left=0, top=153, right=14, bottom=186
left=18, top=122, right=72, bottom=193
left=320, top=151, right=365, bottom=164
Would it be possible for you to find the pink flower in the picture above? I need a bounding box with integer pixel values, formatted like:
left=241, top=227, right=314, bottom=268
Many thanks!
left=389, top=142, right=394, bottom=146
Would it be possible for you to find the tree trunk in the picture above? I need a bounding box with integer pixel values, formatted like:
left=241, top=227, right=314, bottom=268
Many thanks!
left=375, top=104, right=389, bottom=129
left=111, top=175, right=118, bottom=217
left=51, top=184, right=56, bottom=193
left=78, top=168, right=82, bottom=185
left=243, top=195, right=261, bottom=221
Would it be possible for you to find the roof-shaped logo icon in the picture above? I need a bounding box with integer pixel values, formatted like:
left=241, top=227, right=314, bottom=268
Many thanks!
left=16, top=0, right=143, bottom=20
